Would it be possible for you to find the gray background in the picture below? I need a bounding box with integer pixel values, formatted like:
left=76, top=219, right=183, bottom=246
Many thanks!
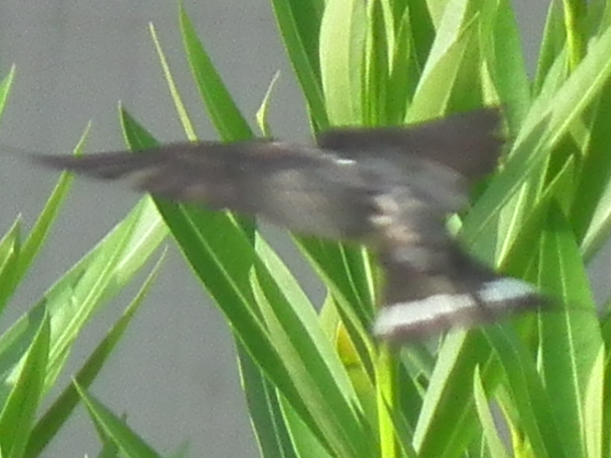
left=0, top=1, right=588, bottom=457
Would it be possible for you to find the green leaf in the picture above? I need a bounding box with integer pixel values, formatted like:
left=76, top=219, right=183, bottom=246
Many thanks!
left=270, top=0, right=329, bottom=130
left=464, top=19, right=611, bottom=263
left=254, top=235, right=358, bottom=399
left=573, top=82, right=611, bottom=258
left=0, top=312, right=49, bottom=458
left=237, top=345, right=298, bottom=458
left=319, top=0, right=367, bottom=125
left=583, top=346, right=604, bottom=458
left=533, top=2, right=566, bottom=95
left=249, top=237, right=374, bottom=456
left=76, top=385, right=162, bottom=458
left=0, top=198, right=167, bottom=396
left=407, top=0, right=481, bottom=121
left=587, top=0, right=611, bottom=36
left=473, top=367, right=510, bottom=458
left=0, top=219, right=20, bottom=317
left=256, top=71, right=281, bottom=137
left=12, top=126, right=89, bottom=296
left=149, top=23, right=196, bottom=141
left=294, top=237, right=376, bottom=371
left=480, top=0, right=531, bottom=132
left=0, top=66, right=16, bottom=122
left=413, top=331, right=495, bottom=458
left=363, top=0, right=391, bottom=125
left=485, top=327, right=567, bottom=458
left=179, top=4, right=253, bottom=141
left=404, top=0, right=435, bottom=74
left=386, top=8, right=415, bottom=123
left=499, top=160, right=575, bottom=283
left=119, top=111, right=371, bottom=457
left=581, top=176, right=611, bottom=260
left=23, top=252, right=166, bottom=458
left=0, top=123, right=87, bottom=319
left=571, top=95, right=611, bottom=231
left=562, top=0, right=587, bottom=70
left=537, top=204, right=601, bottom=458
left=279, top=394, right=333, bottom=458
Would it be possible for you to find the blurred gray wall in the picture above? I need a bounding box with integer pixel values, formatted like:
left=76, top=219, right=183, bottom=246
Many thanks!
left=0, top=1, right=557, bottom=457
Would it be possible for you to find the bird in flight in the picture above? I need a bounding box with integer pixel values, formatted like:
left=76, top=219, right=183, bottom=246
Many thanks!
left=34, top=108, right=545, bottom=342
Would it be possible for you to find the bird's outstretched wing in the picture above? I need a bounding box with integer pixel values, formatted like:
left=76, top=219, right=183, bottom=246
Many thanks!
left=33, top=108, right=546, bottom=342
left=35, top=139, right=377, bottom=240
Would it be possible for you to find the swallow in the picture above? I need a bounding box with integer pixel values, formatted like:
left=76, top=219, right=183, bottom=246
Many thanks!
left=33, top=108, right=545, bottom=342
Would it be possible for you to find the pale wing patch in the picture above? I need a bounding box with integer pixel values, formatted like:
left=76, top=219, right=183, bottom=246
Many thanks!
left=373, top=293, right=475, bottom=338
left=373, top=277, right=539, bottom=340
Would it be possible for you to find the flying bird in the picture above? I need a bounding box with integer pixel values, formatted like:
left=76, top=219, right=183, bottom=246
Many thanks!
left=34, top=108, right=545, bottom=342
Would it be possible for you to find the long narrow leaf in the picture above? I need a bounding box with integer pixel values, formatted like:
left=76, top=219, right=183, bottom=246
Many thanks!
left=120, top=110, right=370, bottom=457
left=270, top=0, right=329, bottom=130
left=0, top=66, right=16, bottom=121
left=0, top=313, right=49, bottom=458
left=13, top=126, right=89, bottom=294
left=537, top=204, right=601, bottom=458
left=472, top=367, right=510, bottom=458
left=179, top=4, right=252, bottom=141
left=23, top=251, right=166, bottom=458
left=0, top=198, right=167, bottom=395
left=319, top=0, right=367, bottom=125
left=76, top=385, right=162, bottom=458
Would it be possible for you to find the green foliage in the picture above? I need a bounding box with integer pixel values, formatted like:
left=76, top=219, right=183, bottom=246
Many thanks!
left=2, top=1, right=611, bottom=457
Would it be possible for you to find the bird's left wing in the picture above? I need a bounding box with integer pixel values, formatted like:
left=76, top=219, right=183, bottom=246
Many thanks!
left=33, top=139, right=377, bottom=241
